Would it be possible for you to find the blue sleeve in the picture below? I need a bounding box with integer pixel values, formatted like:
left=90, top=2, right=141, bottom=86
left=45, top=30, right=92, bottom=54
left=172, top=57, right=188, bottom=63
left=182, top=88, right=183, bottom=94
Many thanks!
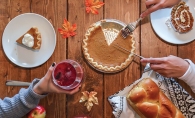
left=0, top=79, right=47, bottom=118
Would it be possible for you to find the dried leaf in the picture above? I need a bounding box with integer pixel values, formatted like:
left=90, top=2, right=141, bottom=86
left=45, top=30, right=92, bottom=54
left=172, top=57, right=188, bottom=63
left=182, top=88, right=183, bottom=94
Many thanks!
left=84, top=101, right=93, bottom=111
left=85, top=0, right=104, bottom=14
left=79, top=91, right=99, bottom=111
left=88, top=91, right=98, bottom=105
left=58, top=19, right=77, bottom=38
left=79, top=91, right=89, bottom=103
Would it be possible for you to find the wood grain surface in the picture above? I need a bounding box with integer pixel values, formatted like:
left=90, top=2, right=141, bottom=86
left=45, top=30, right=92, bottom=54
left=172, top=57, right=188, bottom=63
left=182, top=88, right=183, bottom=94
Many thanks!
left=0, top=0, right=194, bottom=118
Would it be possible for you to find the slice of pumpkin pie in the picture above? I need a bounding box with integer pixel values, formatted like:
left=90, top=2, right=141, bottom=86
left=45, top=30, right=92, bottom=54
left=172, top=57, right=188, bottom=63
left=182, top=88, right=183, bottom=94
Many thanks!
left=16, top=27, right=42, bottom=49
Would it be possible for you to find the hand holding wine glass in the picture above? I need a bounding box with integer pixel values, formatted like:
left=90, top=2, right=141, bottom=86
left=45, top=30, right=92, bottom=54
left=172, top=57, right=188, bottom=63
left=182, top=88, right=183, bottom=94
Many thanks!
left=33, top=62, right=82, bottom=95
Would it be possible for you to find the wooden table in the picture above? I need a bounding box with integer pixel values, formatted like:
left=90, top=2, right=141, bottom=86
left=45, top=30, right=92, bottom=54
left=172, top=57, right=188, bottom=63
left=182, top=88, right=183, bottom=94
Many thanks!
left=0, top=0, right=195, bottom=118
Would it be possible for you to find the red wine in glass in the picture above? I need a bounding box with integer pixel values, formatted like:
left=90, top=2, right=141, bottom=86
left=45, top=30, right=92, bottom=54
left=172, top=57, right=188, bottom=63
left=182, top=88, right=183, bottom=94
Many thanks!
left=52, top=59, right=83, bottom=90
left=54, top=62, right=76, bottom=86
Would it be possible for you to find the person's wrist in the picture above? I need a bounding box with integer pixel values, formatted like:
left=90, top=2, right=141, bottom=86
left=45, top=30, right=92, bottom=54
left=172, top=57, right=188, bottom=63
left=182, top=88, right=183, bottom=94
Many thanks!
left=33, top=82, right=47, bottom=95
left=180, top=60, right=190, bottom=77
left=184, top=60, right=190, bottom=70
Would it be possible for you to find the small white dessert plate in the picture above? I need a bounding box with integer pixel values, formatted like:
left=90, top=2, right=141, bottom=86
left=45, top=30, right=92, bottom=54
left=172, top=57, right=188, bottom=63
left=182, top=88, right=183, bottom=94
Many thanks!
left=150, top=0, right=195, bottom=44
left=2, top=13, right=56, bottom=68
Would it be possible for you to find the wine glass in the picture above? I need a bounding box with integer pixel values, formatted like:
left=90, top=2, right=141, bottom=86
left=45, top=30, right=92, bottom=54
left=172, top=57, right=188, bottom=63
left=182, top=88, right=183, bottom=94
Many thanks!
left=52, top=59, right=83, bottom=90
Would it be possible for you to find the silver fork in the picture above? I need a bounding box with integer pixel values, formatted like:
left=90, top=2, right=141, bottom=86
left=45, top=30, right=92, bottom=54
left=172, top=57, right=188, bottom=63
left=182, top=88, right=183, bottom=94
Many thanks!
left=121, top=17, right=142, bottom=38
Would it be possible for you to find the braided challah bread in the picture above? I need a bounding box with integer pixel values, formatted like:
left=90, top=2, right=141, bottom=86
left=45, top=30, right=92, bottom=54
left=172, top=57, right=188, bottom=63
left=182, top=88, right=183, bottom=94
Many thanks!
left=127, top=78, right=185, bottom=118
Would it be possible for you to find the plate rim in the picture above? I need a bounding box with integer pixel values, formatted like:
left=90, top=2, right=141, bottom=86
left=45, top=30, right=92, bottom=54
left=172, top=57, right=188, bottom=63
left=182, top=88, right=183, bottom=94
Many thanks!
left=2, top=13, right=56, bottom=68
left=150, top=0, right=195, bottom=44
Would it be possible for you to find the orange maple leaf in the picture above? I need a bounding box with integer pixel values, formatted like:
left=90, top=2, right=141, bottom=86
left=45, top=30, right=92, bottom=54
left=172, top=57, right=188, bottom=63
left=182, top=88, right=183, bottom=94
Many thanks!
left=85, top=0, right=104, bottom=14
left=58, top=19, right=77, bottom=38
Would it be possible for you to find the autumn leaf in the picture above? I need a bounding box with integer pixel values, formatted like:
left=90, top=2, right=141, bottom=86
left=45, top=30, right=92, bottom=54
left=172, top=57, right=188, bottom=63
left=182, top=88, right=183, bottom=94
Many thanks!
left=79, top=91, right=99, bottom=111
left=85, top=0, right=104, bottom=14
left=58, top=19, right=77, bottom=38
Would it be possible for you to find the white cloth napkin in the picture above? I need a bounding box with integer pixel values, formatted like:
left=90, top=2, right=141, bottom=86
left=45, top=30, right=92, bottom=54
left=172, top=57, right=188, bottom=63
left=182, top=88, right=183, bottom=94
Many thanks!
left=108, top=65, right=195, bottom=118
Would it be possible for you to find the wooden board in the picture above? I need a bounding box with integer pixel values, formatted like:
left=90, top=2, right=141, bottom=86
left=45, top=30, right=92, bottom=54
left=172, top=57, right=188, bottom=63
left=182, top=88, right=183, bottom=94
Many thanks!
left=104, top=0, right=140, bottom=117
left=67, top=0, right=103, bottom=117
left=0, top=0, right=194, bottom=118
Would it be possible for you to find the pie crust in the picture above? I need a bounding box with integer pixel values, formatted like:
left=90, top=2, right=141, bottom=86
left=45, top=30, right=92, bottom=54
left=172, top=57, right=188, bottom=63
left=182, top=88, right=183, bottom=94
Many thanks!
left=82, top=23, right=135, bottom=73
left=171, top=1, right=194, bottom=33
left=16, top=27, right=42, bottom=49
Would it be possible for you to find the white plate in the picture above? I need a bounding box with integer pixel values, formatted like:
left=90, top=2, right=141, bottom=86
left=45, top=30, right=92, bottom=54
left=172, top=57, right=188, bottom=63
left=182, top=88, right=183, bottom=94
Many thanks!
left=150, top=0, right=195, bottom=44
left=2, top=13, right=56, bottom=68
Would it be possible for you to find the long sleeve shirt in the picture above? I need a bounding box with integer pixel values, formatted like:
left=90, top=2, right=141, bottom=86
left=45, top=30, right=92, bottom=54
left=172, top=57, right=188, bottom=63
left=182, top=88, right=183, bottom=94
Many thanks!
left=0, top=79, right=46, bottom=118
left=178, top=59, right=195, bottom=93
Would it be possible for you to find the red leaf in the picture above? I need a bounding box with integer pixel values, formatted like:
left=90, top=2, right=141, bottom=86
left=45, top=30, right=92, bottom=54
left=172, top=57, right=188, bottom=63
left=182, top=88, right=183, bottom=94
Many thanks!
left=85, top=0, right=104, bottom=14
left=58, top=19, right=77, bottom=38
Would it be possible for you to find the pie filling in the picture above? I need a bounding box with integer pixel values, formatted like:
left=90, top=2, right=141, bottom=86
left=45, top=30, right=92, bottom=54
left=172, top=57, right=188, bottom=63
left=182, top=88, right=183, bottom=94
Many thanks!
left=83, top=24, right=135, bottom=72
left=16, top=27, right=42, bottom=49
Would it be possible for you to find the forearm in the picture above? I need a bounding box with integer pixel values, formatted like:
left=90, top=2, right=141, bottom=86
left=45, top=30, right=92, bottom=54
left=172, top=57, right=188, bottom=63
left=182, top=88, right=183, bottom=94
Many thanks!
left=178, top=59, right=195, bottom=93
left=0, top=79, right=46, bottom=118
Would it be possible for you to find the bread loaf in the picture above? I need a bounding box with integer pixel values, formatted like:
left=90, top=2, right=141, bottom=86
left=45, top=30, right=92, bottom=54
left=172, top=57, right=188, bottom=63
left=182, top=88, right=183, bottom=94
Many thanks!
left=127, top=78, right=185, bottom=118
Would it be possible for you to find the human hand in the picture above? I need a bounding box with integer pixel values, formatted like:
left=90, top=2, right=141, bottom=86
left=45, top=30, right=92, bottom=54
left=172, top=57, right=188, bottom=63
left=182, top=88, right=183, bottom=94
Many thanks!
left=140, top=0, right=181, bottom=18
left=140, top=55, right=189, bottom=78
left=33, top=63, right=81, bottom=95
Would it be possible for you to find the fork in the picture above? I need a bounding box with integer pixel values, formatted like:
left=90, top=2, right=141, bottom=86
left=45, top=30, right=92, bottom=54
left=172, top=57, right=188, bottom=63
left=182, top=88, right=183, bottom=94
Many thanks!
left=121, top=17, right=143, bottom=38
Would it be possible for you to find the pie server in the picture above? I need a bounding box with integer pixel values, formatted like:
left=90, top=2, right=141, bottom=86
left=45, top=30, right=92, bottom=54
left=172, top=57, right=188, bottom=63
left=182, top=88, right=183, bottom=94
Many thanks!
left=113, top=44, right=152, bottom=73
left=5, top=80, right=31, bottom=86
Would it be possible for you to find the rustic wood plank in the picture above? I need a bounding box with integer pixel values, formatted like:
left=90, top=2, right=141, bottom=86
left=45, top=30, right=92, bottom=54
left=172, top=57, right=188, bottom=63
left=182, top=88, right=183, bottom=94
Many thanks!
left=104, top=0, right=140, bottom=117
left=1, top=0, right=31, bottom=99
left=0, top=1, right=32, bottom=118
left=140, top=0, right=177, bottom=62
left=0, top=0, right=11, bottom=99
left=1, top=0, right=194, bottom=118
left=67, top=0, right=104, bottom=118
left=30, top=0, right=67, bottom=118
left=141, top=0, right=195, bottom=100
left=140, top=0, right=195, bottom=113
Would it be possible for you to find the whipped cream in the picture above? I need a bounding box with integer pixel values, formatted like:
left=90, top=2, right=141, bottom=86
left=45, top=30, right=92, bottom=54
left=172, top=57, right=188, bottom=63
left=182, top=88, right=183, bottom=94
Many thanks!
left=22, top=33, right=34, bottom=48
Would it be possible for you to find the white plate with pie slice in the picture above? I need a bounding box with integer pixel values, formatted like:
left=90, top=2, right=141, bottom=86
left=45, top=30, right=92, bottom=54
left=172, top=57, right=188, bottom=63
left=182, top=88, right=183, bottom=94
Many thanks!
left=150, top=0, right=195, bottom=44
left=2, top=13, right=56, bottom=68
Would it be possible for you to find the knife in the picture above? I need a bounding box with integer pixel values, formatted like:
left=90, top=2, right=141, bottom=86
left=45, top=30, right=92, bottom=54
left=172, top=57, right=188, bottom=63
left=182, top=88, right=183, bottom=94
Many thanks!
left=5, top=80, right=31, bottom=86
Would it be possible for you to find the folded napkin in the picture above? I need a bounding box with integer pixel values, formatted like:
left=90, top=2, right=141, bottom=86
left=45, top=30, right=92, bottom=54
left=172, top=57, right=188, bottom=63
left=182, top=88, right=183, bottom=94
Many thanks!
left=108, top=65, right=195, bottom=118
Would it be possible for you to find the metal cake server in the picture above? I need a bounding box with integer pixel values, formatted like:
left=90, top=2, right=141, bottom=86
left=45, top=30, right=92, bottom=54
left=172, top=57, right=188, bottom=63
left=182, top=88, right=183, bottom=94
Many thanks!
left=113, top=44, right=144, bottom=59
left=113, top=44, right=152, bottom=73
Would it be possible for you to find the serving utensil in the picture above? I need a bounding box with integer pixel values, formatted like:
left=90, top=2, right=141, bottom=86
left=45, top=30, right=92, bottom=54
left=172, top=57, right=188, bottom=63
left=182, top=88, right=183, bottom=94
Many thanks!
left=5, top=80, right=31, bottom=86
left=113, top=44, right=152, bottom=72
left=113, top=44, right=144, bottom=59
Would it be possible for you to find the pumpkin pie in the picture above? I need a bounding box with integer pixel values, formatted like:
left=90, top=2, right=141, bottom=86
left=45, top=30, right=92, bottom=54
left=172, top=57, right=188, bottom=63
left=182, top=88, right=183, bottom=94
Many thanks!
left=171, top=1, right=194, bottom=33
left=82, top=24, right=135, bottom=73
left=16, top=27, right=42, bottom=49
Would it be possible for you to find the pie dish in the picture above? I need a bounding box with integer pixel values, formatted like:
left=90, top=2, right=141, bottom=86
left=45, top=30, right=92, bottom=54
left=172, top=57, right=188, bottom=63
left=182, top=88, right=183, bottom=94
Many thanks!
left=16, top=27, right=42, bottom=49
left=171, top=1, right=194, bottom=33
left=82, top=20, right=135, bottom=73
